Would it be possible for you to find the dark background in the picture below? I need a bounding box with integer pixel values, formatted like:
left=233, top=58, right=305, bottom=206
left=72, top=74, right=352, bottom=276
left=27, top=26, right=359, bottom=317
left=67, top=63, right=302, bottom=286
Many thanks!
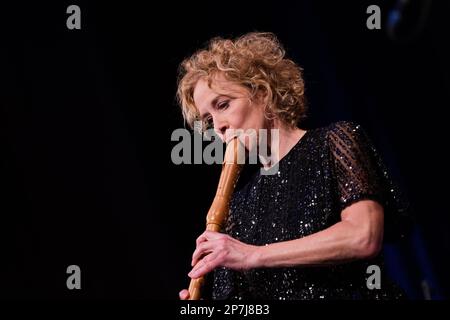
left=1, top=0, right=449, bottom=299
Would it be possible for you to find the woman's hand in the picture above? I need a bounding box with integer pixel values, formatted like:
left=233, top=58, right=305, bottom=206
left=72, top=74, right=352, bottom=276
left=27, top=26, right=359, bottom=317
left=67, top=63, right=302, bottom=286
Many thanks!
left=179, top=289, right=190, bottom=300
left=188, top=230, right=260, bottom=279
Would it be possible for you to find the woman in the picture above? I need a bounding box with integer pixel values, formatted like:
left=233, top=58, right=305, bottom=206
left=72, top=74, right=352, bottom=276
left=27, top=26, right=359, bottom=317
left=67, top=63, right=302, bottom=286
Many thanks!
left=177, top=32, right=409, bottom=300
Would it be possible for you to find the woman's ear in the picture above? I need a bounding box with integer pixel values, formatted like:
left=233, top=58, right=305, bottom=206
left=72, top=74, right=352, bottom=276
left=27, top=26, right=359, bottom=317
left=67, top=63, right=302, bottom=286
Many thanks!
left=255, top=88, right=276, bottom=121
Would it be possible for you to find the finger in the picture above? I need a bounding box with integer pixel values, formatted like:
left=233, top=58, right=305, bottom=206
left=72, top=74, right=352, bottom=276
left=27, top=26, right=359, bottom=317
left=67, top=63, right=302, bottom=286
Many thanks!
left=195, top=233, right=208, bottom=247
left=179, top=289, right=190, bottom=300
left=193, top=236, right=229, bottom=266
left=192, top=241, right=215, bottom=266
left=190, top=253, right=215, bottom=277
left=196, top=230, right=223, bottom=247
left=189, top=253, right=222, bottom=279
left=189, top=251, right=224, bottom=279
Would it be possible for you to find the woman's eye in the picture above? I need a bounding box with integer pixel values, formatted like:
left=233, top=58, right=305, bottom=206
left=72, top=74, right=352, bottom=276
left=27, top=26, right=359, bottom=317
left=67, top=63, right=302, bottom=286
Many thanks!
left=204, top=117, right=214, bottom=129
left=217, top=101, right=229, bottom=109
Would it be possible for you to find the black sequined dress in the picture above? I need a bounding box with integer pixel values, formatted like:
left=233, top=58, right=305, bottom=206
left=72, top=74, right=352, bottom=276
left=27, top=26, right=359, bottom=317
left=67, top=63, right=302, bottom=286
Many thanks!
left=210, top=121, right=409, bottom=300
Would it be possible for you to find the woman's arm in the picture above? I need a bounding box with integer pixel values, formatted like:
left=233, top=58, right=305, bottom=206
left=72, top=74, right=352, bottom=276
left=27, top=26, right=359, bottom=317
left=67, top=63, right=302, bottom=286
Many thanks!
left=256, top=199, right=384, bottom=268
left=188, top=200, right=384, bottom=279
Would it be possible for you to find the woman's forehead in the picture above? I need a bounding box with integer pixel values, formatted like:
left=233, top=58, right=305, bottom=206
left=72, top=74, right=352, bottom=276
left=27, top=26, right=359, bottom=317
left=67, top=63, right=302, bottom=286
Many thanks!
left=194, top=76, right=246, bottom=103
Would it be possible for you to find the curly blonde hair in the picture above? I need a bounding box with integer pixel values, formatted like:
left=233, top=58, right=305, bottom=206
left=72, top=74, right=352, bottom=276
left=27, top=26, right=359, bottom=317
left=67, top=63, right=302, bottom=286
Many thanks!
left=177, top=32, right=307, bottom=130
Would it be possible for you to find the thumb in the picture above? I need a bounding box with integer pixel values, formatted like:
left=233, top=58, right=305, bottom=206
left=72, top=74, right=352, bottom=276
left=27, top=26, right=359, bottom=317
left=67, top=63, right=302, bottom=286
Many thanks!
left=179, top=289, right=190, bottom=300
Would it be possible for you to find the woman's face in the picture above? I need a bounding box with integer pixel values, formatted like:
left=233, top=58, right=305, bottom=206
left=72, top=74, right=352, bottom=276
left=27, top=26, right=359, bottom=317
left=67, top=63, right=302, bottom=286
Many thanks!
left=193, top=74, right=268, bottom=151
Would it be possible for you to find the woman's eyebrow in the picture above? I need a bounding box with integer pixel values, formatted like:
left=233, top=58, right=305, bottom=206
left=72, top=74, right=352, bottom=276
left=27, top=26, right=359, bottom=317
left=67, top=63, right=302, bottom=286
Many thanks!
left=211, top=94, right=233, bottom=107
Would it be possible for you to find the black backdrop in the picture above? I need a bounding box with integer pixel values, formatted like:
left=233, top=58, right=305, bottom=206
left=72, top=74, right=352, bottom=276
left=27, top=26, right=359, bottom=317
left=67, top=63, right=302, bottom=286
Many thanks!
left=1, top=0, right=449, bottom=299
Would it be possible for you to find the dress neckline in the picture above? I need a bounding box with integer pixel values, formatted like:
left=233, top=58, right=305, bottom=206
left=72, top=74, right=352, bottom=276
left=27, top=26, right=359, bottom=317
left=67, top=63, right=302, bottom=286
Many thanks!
left=259, top=129, right=311, bottom=175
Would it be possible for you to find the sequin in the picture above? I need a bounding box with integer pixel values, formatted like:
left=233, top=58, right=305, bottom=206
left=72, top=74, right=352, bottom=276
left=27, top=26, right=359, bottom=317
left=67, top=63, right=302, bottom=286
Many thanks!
left=210, top=121, right=409, bottom=300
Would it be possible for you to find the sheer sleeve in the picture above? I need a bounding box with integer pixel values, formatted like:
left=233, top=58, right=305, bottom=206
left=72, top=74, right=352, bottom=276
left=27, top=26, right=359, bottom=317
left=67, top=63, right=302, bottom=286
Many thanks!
left=327, top=121, right=411, bottom=241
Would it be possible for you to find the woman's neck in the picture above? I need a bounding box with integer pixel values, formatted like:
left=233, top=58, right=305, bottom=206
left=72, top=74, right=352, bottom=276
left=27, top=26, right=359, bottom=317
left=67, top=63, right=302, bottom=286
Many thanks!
left=259, top=119, right=306, bottom=170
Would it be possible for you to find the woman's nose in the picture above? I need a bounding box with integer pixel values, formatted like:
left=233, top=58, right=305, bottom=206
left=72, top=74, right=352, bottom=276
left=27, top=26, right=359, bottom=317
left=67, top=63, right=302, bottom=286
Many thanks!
left=214, top=121, right=229, bottom=141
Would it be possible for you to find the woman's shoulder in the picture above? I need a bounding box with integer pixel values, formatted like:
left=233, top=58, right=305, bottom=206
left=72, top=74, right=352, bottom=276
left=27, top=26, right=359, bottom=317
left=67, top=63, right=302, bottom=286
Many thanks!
left=308, top=120, right=366, bottom=145
left=325, top=120, right=364, bottom=135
